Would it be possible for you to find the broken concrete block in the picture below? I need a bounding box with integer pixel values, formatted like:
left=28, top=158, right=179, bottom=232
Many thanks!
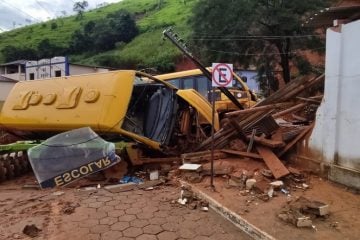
left=270, top=180, right=284, bottom=189
left=246, top=179, right=256, bottom=190
left=268, top=187, right=274, bottom=198
left=278, top=211, right=313, bottom=228
left=179, top=163, right=202, bottom=172
left=149, top=170, right=159, bottom=180
left=301, top=199, right=330, bottom=216
left=201, top=206, right=209, bottom=212
left=178, top=198, right=187, bottom=205
left=296, top=216, right=313, bottom=228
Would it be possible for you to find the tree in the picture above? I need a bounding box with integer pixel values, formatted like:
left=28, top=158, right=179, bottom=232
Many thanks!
left=1, top=45, right=37, bottom=62
left=73, top=1, right=89, bottom=20
left=69, top=10, right=138, bottom=53
left=37, top=39, right=65, bottom=58
left=190, top=0, right=332, bottom=87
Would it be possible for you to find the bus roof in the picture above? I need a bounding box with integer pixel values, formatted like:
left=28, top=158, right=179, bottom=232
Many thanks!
left=155, top=68, right=250, bottom=92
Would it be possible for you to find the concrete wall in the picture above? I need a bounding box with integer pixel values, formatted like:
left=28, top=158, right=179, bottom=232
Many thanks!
left=299, top=20, right=360, bottom=189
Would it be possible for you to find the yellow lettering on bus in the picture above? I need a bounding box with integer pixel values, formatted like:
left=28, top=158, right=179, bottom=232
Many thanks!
left=12, top=91, right=34, bottom=110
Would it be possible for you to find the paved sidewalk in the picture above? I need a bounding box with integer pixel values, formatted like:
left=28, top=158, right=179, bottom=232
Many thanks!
left=0, top=180, right=251, bottom=240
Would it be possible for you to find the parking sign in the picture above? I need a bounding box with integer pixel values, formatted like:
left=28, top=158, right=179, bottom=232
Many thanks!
left=212, top=63, right=233, bottom=88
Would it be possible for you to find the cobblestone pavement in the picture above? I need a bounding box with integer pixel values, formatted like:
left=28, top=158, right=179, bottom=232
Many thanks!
left=53, top=187, right=250, bottom=240
left=0, top=180, right=250, bottom=240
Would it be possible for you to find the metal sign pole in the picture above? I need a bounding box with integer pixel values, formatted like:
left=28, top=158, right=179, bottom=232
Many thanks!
left=210, top=86, right=215, bottom=190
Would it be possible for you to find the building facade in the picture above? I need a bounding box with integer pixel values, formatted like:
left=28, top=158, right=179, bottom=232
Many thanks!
left=0, top=57, right=113, bottom=103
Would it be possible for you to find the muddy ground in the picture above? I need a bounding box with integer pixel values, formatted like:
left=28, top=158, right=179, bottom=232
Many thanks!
left=0, top=175, right=250, bottom=240
left=190, top=158, right=360, bottom=240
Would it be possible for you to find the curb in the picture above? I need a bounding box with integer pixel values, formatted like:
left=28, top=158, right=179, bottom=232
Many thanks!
left=180, top=180, right=276, bottom=240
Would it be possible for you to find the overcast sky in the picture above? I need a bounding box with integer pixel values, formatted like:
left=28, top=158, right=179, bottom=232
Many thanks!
left=0, top=0, right=122, bottom=32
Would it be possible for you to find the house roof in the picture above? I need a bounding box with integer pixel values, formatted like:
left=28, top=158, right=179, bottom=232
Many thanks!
left=302, top=5, right=360, bottom=28
left=0, top=60, right=28, bottom=66
left=0, top=75, right=18, bottom=82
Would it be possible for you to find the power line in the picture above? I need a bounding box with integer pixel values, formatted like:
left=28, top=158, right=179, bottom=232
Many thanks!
left=193, top=46, right=325, bottom=56
left=0, top=0, right=42, bottom=22
left=190, top=34, right=325, bottom=40
left=35, top=0, right=55, bottom=18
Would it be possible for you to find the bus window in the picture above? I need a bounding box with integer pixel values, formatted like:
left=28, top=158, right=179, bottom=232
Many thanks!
left=168, top=79, right=181, bottom=88
left=196, top=76, right=210, bottom=100
left=183, top=77, right=195, bottom=89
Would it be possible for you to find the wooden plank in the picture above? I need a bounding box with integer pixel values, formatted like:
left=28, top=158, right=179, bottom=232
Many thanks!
left=225, top=102, right=293, bottom=117
left=278, top=123, right=315, bottom=157
left=221, top=149, right=263, bottom=159
left=251, top=136, right=286, bottom=148
left=272, top=103, right=307, bottom=118
left=256, top=146, right=290, bottom=179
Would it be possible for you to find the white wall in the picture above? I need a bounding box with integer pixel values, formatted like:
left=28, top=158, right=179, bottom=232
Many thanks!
left=307, top=20, right=360, bottom=188
left=26, top=57, right=67, bottom=80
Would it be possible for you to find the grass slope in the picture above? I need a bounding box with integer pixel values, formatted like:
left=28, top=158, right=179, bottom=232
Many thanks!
left=0, top=0, right=196, bottom=70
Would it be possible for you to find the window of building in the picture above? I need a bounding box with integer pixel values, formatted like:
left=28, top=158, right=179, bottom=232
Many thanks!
left=29, top=73, right=35, bottom=80
left=55, top=70, right=61, bottom=77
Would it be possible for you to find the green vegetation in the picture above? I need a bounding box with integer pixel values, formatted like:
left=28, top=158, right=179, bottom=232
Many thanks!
left=0, top=0, right=196, bottom=72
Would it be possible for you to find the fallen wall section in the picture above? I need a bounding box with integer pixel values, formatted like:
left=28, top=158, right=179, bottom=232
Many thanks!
left=298, top=20, right=360, bottom=189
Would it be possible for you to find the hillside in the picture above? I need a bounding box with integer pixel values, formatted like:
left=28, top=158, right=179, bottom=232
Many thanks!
left=0, top=0, right=197, bottom=71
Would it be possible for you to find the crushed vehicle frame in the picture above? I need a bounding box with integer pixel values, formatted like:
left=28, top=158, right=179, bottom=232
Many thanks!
left=0, top=70, right=219, bottom=179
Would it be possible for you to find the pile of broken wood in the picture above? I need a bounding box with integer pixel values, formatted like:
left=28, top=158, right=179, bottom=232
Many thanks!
left=184, top=73, right=325, bottom=180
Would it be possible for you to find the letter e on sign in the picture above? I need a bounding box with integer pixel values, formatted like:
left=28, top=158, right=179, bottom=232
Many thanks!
left=212, top=63, right=233, bottom=88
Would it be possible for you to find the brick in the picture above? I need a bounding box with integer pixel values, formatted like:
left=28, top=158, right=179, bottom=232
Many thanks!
left=125, top=207, right=142, bottom=215
left=157, top=231, right=177, bottom=240
left=123, top=227, right=143, bottom=238
left=136, top=234, right=157, bottom=240
left=143, top=224, right=163, bottom=235
left=108, top=210, right=125, bottom=218
left=101, top=231, right=122, bottom=240
left=79, top=219, right=99, bottom=228
left=118, top=214, right=136, bottom=222
left=111, top=221, right=130, bottom=231
left=130, top=219, right=150, bottom=228
left=89, top=224, right=110, bottom=234
left=99, top=217, right=118, bottom=225
left=149, top=217, right=167, bottom=225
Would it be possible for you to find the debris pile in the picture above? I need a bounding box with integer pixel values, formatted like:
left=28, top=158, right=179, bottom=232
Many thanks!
left=176, top=185, right=209, bottom=212
left=182, top=74, right=325, bottom=181
left=278, top=196, right=329, bottom=228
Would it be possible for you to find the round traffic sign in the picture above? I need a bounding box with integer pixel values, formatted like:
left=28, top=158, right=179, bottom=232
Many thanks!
left=212, top=63, right=233, bottom=87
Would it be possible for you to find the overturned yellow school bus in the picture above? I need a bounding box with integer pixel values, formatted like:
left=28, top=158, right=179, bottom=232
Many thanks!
left=0, top=70, right=219, bottom=157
